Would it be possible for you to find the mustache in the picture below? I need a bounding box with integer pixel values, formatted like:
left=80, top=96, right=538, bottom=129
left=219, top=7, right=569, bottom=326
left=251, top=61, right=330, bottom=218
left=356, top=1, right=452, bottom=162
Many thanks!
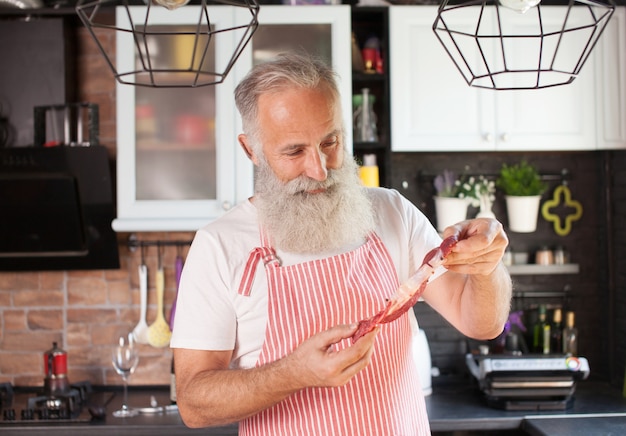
left=284, top=172, right=338, bottom=196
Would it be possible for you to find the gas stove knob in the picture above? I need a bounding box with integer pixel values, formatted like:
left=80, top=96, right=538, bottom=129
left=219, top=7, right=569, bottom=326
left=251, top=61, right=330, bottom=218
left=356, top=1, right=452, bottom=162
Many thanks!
left=38, top=408, right=49, bottom=420
left=2, top=408, right=15, bottom=421
left=21, top=409, right=34, bottom=420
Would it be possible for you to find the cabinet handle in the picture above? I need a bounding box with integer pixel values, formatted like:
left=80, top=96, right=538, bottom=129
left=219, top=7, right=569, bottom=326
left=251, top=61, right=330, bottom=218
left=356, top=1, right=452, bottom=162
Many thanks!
left=483, top=133, right=493, bottom=142
left=222, top=201, right=232, bottom=211
left=500, top=133, right=509, bottom=142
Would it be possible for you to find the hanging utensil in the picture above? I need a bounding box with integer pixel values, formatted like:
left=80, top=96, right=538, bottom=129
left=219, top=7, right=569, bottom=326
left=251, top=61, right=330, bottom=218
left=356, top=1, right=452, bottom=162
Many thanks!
left=168, top=247, right=184, bottom=331
left=148, top=243, right=172, bottom=348
left=132, top=246, right=150, bottom=344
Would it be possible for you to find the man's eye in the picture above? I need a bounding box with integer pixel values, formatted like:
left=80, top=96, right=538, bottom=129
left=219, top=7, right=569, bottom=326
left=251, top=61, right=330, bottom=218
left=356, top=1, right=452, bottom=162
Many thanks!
left=322, top=139, right=338, bottom=148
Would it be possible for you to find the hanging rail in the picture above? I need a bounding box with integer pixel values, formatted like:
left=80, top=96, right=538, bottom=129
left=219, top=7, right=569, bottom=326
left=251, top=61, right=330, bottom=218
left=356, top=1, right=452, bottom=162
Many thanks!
left=126, top=234, right=193, bottom=252
left=417, top=168, right=571, bottom=185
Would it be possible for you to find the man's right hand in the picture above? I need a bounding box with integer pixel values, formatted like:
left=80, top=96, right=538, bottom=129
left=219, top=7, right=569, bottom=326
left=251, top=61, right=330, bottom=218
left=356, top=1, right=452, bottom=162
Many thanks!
left=280, top=324, right=379, bottom=390
left=174, top=324, right=378, bottom=428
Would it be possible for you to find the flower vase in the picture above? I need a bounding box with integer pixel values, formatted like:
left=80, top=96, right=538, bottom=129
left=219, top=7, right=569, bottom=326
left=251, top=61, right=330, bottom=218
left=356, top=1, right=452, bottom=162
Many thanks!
left=476, top=194, right=496, bottom=219
left=434, top=196, right=469, bottom=232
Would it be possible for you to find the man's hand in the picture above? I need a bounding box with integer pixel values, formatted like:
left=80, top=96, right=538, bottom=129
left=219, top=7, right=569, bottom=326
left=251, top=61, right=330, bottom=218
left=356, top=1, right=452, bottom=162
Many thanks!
left=422, top=217, right=512, bottom=340
left=441, top=218, right=509, bottom=275
left=281, top=324, right=379, bottom=390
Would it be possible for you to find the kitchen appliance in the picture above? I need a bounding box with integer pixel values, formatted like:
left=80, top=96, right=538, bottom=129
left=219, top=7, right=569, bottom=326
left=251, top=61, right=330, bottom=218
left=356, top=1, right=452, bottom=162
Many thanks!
left=466, top=353, right=590, bottom=411
left=0, top=381, right=100, bottom=425
left=413, top=328, right=433, bottom=396
left=0, top=145, right=119, bottom=271
left=410, top=322, right=433, bottom=396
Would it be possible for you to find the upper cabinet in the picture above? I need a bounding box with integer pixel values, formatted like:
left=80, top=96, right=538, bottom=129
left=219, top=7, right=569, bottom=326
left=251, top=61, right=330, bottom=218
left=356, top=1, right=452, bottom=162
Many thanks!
left=595, top=7, right=626, bottom=150
left=389, top=5, right=620, bottom=152
left=113, top=5, right=351, bottom=232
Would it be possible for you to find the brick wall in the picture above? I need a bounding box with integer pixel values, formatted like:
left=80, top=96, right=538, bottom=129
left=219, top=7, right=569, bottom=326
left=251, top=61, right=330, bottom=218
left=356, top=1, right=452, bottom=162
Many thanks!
left=0, top=232, right=194, bottom=387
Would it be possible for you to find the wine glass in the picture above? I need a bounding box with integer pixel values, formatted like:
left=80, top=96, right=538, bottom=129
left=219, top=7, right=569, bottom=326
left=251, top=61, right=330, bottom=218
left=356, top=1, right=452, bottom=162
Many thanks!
left=111, top=333, right=140, bottom=417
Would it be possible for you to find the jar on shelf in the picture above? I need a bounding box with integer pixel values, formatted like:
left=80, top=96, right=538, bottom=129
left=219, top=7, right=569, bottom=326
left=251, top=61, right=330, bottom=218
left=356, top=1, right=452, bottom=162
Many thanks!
left=535, top=246, right=554, bottom=265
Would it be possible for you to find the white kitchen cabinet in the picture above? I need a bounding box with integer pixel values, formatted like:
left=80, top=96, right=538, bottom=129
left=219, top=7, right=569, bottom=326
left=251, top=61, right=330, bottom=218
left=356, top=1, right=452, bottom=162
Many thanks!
left=389, top=5, right=597, bottom=152
left=113, top=5, right=351, bottom=232
left=595, top=7, right=626, bottom=150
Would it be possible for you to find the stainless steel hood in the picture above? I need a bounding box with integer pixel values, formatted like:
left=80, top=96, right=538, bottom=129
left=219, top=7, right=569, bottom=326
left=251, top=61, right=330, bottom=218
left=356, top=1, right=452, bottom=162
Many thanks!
left=0, top=145, right=119, bottom=271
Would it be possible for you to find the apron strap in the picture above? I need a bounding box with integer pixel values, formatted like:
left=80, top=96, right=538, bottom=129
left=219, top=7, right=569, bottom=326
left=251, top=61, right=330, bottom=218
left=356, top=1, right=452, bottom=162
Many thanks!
left=237, top=246, right=278, bottom=296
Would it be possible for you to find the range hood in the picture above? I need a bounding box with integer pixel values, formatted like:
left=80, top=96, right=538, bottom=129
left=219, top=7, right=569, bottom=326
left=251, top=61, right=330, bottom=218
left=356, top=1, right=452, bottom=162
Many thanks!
left=0, top=145, right=119, bottom=271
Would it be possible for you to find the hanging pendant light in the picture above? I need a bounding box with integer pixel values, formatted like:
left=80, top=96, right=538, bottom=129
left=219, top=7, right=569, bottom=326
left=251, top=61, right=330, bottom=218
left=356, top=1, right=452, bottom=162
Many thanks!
left=75, top=0, right=260, bottom=88
left=433, top=0, right=615, bottom=90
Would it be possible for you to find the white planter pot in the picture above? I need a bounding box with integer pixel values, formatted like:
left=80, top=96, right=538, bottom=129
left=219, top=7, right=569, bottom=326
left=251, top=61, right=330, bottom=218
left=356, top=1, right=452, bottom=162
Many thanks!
left=434, top=196, right=469, bottom=232
left=505, top=195, right=542, bottom=233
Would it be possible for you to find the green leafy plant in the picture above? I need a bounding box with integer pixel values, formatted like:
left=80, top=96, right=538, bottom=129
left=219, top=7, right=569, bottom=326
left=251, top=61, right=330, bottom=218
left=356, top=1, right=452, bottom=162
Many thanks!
left=496, top=161, right=547, bottom=196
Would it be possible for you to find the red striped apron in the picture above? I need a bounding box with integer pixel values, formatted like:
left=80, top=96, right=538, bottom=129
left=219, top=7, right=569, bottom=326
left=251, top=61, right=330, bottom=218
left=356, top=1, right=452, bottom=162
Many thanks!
left=237, top=231, right=430, bottom=436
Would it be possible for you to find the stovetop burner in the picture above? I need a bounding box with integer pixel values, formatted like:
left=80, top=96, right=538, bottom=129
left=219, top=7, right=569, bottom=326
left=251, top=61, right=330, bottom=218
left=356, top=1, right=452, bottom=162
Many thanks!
left=1, top=381, right=98, bottom=425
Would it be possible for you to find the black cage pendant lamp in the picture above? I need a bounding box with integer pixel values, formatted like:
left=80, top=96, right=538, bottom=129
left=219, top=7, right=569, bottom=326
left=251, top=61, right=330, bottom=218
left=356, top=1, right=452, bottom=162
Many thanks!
left=75, top=0, right=260, bottom=88
left=433, top=0, right=615, bottom=90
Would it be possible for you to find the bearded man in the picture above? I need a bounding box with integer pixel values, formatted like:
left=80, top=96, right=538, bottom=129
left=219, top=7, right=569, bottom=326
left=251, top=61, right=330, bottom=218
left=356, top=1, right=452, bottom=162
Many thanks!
left=171, top=53, right=512, bottom=436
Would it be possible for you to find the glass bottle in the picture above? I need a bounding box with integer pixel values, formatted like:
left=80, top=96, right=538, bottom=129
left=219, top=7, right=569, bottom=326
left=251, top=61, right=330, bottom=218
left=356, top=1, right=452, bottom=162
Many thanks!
left=562, top=311, right=578, bottom=356
left=551, top=308, right=563, bottom=354
left=353, top=88, right=378, bottom=143
left=532, top=305, right=549, bottom=354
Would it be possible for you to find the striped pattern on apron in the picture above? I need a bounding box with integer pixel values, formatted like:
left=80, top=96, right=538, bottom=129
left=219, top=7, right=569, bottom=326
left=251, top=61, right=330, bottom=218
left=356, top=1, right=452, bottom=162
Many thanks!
left=238, top=232, right=430, bottom=436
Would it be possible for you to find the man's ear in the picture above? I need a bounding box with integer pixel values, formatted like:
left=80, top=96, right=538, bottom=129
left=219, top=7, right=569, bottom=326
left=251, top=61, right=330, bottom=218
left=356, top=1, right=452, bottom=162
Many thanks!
left=238, top=134, right=259, bottom=165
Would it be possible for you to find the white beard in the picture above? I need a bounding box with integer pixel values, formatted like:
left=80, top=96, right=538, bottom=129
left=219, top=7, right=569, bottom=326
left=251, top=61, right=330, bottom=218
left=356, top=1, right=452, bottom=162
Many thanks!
left=254, top=154, right=376, bottom=254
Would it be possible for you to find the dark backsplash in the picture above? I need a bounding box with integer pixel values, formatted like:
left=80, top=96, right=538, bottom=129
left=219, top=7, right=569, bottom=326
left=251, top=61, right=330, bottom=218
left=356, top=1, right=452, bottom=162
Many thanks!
left=390, top=151, right=619, bottom=383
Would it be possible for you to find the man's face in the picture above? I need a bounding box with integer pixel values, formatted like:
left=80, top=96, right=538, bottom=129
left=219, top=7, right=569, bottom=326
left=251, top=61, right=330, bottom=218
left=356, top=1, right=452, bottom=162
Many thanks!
left=244, top=86, right=375, bottom=254
left=252, top=86, right=344, bottom=188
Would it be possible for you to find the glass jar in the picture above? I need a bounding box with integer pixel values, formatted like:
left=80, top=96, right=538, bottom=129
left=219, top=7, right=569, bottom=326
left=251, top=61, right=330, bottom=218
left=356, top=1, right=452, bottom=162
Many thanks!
left=535, top=246, right=554, bottom=265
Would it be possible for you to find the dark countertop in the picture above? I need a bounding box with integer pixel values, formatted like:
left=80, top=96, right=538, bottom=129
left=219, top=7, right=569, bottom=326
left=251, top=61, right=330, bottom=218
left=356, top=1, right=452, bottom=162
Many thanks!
left=2, top=378, right=626, bottom=435
left=425, top=376, right=626, bottom=432
left=522, top=415, right=626, bottom=436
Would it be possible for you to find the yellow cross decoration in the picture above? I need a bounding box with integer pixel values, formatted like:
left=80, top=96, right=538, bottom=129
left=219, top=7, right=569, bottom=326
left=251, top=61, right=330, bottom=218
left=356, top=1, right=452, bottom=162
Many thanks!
left=541, top=185, right=583, bottom=236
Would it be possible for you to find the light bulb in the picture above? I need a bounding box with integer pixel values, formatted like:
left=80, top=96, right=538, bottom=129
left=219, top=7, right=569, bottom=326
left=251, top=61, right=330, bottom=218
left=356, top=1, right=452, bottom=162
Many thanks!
left=498, top=0, right=541, bottom=13
left=153, top=0, right=190, bottom=11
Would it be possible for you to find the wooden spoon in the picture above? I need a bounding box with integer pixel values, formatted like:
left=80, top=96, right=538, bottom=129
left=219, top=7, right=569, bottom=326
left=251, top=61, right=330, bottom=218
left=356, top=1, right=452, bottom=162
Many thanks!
left=147, top=266, right=172, bottom=348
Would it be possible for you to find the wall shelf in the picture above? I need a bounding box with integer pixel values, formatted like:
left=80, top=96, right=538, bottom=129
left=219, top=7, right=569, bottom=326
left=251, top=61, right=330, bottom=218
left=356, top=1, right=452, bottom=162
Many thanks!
left=507, top=264, right=579, bottom=275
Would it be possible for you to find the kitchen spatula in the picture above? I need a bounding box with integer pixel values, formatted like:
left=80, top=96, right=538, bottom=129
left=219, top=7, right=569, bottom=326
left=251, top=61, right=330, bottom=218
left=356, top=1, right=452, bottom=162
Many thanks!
left=132, top=263, right=149, bottom=344
left=147, top=266, right=172, bottom=348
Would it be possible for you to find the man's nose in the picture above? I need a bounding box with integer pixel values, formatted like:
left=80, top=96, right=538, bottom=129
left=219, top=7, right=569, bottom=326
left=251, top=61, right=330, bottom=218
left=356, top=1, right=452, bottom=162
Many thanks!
left=304, top=149, right=328, bottom=181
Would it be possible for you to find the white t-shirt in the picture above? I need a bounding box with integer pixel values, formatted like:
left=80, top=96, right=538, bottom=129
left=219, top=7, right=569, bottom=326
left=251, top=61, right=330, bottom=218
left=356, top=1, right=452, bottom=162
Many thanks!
left=170, top=187, right=443, bottom=369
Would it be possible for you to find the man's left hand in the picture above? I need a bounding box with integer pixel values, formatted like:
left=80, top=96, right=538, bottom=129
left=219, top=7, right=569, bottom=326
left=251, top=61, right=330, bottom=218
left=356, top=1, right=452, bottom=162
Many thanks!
left=441, top=218, right=509, bottom=276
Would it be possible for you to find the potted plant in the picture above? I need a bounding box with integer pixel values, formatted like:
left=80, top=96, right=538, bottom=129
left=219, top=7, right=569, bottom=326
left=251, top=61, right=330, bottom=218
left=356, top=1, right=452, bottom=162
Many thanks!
left=496, top=161, right=547, bottom=232
left=433, top=170, right=470, bottom=232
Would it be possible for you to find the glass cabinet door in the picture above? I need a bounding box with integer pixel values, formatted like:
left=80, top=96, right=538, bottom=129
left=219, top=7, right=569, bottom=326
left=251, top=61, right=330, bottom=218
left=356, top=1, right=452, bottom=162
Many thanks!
left=114, top=6, right=239, bottom=231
